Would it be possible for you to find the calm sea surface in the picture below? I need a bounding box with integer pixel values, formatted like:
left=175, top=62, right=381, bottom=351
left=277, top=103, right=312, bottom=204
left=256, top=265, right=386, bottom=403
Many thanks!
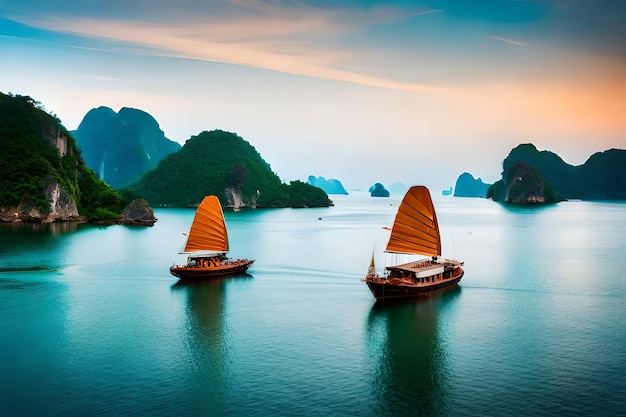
left=1, top=193, right=625, bottom=416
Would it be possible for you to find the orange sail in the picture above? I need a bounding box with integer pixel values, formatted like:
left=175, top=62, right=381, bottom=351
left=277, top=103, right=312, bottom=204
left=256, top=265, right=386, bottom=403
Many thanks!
left=183, top=195, right=229, bottom=253
left=384, top=186, right=441, bottom=256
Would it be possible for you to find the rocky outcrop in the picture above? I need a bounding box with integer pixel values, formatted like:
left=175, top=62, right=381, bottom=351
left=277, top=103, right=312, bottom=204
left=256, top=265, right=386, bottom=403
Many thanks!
left=453, top=172, right=491, bottom=198
left=2, top=195, right=158, bottom=226
left=224, top=187, right=258, bottom=210
left=45, top=179, right=80, bottom=220
left=116, top=198, right=157, bottom=226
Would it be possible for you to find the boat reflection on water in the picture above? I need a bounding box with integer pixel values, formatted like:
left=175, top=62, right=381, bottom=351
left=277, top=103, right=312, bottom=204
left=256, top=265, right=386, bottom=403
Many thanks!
left=170, top=274, right=253, bottom=334
left=365, top=286, right=461, bottom=416
left=170, top=274, right=253, bottom=412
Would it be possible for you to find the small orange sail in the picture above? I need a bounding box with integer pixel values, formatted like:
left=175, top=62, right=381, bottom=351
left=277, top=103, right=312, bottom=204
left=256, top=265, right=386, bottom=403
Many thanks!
left=183, top=195, right=229, bottom=253
left=384, top=186, right=441, bottom=256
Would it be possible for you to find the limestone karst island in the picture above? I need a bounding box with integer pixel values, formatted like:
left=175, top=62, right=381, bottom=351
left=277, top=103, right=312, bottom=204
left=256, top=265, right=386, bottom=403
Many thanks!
left=0, top=92, right=332, bottom=225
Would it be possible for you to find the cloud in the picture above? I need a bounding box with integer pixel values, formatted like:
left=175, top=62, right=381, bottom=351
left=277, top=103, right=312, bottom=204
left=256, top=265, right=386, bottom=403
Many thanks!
left=80, top=74, right=136, bottom=83
left=5, top=2, right=444, bottom=93
left=488, top=35, right=529, bottom=47
left=403, top=8, right=443, bottom=18
left=4, top=0, right=624, bottom=99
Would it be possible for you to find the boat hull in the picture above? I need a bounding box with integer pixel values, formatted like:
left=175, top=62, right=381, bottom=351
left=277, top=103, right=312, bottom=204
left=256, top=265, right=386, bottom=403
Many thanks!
left=170, top=260, right=254, bottom=280
left=364, top=269, right=463, bottom=302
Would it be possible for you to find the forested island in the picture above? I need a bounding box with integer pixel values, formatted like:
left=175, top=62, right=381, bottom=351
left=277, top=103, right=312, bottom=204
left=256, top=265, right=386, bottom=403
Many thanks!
left=0, top=93, right=331, bottom=224
left=129, top=129, right=331, bottom=208
left=488, top=143, right=626, bottom=203
left=0, top=93, right=142, bottom=223
left=5, top=92, right=622, bottom=219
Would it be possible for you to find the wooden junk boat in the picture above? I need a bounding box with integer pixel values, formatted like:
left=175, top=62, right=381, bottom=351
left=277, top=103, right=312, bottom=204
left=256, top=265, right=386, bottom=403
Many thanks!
left=363, top=186, right=464, bottom=301
left=170, top=195, right=254, bottom=279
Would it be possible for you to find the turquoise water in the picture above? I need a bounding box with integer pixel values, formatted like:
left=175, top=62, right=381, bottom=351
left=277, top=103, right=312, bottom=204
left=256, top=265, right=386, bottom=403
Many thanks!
left=1, top=194, right=625, bottom=416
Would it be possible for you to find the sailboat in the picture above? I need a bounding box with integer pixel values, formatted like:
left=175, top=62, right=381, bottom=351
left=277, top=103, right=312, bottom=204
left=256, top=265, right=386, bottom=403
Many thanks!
left=169, top=195, right=254, bottom=279
left=362, top=186, right=464, bottom=301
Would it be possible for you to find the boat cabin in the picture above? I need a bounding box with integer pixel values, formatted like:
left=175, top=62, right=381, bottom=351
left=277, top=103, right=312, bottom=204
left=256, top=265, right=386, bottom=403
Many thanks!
left=387, top=259, right=443, bottom=283
left=186, top=253, right=227, bottom=268
left=386, top=256, right=463, bottom=284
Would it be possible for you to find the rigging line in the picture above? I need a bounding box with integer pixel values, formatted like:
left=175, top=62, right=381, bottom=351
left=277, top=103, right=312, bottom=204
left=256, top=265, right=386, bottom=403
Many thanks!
left=450, top=224, right=456, bottom=259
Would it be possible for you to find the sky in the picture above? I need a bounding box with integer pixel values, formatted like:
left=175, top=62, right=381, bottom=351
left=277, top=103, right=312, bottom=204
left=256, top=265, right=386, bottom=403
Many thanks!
left=1, top=0, right=624, bottom=191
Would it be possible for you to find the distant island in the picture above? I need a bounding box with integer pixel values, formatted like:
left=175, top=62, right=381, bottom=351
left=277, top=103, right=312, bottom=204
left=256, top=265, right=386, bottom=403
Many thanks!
left=0, top=93, right=154, bottom=224
left=72, top=106, right=181, bottom=189
left=369, top=183, right=390, bottom=197
left=488, top=143, right=626, bottom=203
left=308, top=176, right=348, bottom=195
left=388, top=182, right=407, bottom=195
left=454, top=172, right=491, bottom=198
left=130, top=129, right=332, bottom=209
left=442, top=186, right=453, bottom=196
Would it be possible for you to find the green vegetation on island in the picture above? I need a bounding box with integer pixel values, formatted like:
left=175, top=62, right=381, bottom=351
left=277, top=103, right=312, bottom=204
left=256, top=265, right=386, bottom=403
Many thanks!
left=130, top=129, right=331, bottom=208
left=488, top=160, right=563, bottom=204
left=488, top=143, right=626, bottom=202
left=0, top=92, right=125, bottom=222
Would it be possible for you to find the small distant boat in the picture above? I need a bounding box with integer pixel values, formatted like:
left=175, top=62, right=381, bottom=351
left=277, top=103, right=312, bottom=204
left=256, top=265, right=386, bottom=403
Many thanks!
left=170, top=195, right=254, bottom=279
left=362, top=186, right=464, bottom=301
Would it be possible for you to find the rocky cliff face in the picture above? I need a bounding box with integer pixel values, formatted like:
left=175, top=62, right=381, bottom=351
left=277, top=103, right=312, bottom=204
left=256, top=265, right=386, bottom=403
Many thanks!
left=41, top=121, right=68, bottom=156
left=44, top=179, right=80, bottom=220
left=224, top=187, right=258, bottom=210
left=1, top=179, right=82, bottom=223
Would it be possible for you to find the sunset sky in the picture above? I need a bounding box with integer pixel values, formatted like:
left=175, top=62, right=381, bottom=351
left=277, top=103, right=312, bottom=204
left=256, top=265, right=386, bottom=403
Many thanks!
left=1, top=0, right=624, bottom=191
